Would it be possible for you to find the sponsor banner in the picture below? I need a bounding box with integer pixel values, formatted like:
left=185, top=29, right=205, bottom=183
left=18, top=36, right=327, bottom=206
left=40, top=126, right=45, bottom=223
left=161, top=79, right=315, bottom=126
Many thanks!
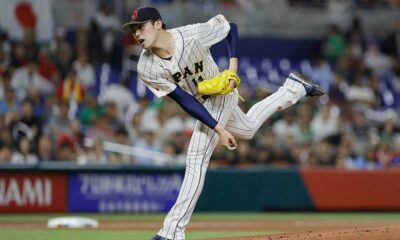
left=69, top=173, right=183, bottom=213
left=0, top=173, right=67, bottom=212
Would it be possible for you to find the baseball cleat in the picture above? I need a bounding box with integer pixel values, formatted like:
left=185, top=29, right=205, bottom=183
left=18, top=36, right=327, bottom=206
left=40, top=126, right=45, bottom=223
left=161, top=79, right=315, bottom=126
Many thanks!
left=150, top=235, right=171, bottom=240
left=288, top=72, right=325, bottom=97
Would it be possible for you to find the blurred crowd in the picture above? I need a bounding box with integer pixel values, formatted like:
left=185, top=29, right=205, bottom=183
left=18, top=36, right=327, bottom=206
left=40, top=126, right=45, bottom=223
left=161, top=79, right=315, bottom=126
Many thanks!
left=211, top=15, right=400, bottom=169
left=0, top=1, right=399, bottom=169
left=287, top=0, right=400, bottom=8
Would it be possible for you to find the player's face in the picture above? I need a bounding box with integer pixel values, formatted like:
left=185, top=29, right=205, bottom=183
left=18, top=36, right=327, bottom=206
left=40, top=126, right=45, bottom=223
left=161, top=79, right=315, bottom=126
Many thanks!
left=132, top=21, right=160, bottom=49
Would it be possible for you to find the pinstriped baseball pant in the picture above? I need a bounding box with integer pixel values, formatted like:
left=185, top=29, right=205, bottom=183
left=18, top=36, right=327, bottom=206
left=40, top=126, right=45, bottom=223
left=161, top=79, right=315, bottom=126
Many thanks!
left=158, top=76, right=306, bottom=240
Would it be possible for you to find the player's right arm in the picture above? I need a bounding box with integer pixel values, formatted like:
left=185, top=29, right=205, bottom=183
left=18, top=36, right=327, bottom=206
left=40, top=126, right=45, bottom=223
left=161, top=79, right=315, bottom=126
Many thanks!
left=168, top=87, right=237, bottom=150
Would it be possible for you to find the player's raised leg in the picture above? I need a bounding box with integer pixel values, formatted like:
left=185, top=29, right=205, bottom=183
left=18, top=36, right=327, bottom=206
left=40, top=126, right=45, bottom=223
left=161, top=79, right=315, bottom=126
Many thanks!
left=225, top=72, right=324, bottom=139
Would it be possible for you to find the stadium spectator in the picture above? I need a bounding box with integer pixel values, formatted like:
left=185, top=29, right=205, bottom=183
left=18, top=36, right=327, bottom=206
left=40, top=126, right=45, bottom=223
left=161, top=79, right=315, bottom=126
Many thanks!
left=37, top=135, right=55, bottom=161
left=20, top=28, right=39, bottom=63
left=9, top=99, right=43, bottom=150
left=0, top=145, right=12, bottom=163
left=0, top=86, right=19, bottom=116
left=102, top=76, right=135, bottom=120
left=79, top=139, right=108, bottom=165
left=10, top=43, right=28, bottom=70
left=382, top=18, right=400, bottom=58
left=134, top=127, right=162, bottom=166
left=344, top=17, right=367, bottom=60
left=363, top=40, right=393, bottom=75
left=87, top=20, right=104, bottom=65
left=92, top=1, right=121, bottom=63
left=345, top=73, right=376, bottom=107
left=162, top=141, right=184, bottom=166
left=272, top=109, right=297, bottom=142
left=273, top=134, right=297, bottom=167
left=42, top=93, right=60, bottom=124
left=45, top=101, right=72, bottom=142
left=37, top=48, right=58, bottom=82
left=0, top=32, right=11, bottom=75
left=103, top=101, right=125, bottom=131
left=0, top=48, right=6, bottom=78
left=310, top=103, right=340, bottom=141
left=69, top=119, right=85, bottom=148
left=73, top=51, right=96, bottom=89
left=11, top=137, right=38, bottom=164
left=11, top=60, right=54, bottom=101
left=56, top=133, right=76, bottom=161
left=321, top=25, right=346, bottom=63
left=309, top=57, right=334, bottom=92
left=234, top=140, right=253, bottom=167
left=291, top=104, right=313, bottom=144
left=51, top=27, right=73, bottom=79
left=254, top=131, right=278, bottom=164
left=350, top=108, right=371, bottom=152
left=108, top=126, right=132, bottom=164
left=79, top=93, right=104, bottom=126
left=26, top=88, right=46, bottom=118
left=0, top=1, right=399, bottom=168
left=335, top=144, right=357, bottom=169
left=328, top=72, right=347, bottom=104
left=309, top=139, right=336, bottom=166
left=57, top=69, right=86, bottom=104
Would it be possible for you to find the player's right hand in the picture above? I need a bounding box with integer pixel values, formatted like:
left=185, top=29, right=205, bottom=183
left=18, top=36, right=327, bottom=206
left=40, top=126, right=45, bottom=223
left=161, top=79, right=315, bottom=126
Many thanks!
left=214, top=124, right=237, bottom=150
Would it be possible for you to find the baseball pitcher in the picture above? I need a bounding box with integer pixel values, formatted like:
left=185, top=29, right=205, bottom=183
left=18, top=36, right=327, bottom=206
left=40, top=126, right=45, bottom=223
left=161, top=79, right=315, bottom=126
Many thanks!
left=122, top=7, right=324, bottom=240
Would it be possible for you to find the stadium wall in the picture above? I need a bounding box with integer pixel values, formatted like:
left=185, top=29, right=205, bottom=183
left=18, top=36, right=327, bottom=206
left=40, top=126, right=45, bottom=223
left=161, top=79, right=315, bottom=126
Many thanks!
left=0, top=166, right=399, bottom=213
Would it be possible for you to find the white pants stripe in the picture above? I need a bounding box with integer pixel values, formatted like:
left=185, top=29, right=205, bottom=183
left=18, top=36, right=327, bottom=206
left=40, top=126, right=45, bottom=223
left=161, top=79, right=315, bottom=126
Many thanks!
left=158, top=77, right=306, bottom=240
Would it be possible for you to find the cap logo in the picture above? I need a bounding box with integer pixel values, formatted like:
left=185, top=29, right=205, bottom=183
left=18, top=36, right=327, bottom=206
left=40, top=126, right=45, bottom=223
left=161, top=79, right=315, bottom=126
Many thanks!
left=131, top=9, right=138, bottom=21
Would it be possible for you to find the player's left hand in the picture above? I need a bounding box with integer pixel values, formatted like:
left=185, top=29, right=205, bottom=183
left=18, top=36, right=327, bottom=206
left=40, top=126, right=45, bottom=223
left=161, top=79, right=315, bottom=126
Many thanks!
left=198, top=69, right=241, bottom=96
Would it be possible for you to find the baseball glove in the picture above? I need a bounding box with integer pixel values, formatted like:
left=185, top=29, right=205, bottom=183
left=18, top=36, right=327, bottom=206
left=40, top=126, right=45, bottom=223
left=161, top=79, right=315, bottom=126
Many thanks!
left=198, top=69, right=241, bottom=95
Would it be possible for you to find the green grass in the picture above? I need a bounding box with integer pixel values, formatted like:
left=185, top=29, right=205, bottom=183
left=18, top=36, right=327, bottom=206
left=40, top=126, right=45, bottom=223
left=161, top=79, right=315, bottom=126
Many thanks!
left=1, top=212, right=400, bottom=222
left=1, top=212, right=400, bottom=240
left=0, top=229, right=272, bottom=240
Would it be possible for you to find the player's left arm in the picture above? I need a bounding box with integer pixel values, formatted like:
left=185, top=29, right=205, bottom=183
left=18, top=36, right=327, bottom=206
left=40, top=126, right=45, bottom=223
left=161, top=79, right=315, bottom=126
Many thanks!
left=225, top=22, right=239, bottom=88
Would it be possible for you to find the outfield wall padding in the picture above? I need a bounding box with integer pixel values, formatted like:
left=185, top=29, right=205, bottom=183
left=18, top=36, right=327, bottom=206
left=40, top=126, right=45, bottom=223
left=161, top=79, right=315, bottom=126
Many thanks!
left=196, top=168, right=313, bottom=211
left=300, top=168, right=400, bottom=210
left=0, top=165, right=400, bottom=212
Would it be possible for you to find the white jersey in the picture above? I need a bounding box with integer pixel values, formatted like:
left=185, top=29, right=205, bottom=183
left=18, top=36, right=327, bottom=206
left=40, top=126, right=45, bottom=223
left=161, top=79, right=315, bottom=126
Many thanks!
left=137, top=13, right=309, bottom=240
left=137, top=14, right=230, bottom=102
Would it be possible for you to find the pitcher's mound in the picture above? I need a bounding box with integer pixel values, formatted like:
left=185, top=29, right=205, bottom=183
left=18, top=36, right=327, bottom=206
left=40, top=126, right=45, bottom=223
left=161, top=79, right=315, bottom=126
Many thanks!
left=213, top=224, right=400, bottom=240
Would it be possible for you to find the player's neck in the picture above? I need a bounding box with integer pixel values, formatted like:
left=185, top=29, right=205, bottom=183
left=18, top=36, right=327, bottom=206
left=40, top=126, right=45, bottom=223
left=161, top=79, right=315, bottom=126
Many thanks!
left=150, top=31, right=175, bottom=59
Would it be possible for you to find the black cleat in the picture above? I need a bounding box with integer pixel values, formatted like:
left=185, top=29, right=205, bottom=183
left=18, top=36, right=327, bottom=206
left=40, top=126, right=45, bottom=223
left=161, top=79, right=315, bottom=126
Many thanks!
left=288, top=72, right=325, bottom=97
left=150, top=235, right=171, bottom=240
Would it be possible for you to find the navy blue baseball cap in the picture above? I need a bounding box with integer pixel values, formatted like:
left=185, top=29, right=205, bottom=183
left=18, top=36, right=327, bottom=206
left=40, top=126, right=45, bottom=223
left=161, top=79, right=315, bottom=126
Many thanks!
left=122, top=7, right=163, bottom=31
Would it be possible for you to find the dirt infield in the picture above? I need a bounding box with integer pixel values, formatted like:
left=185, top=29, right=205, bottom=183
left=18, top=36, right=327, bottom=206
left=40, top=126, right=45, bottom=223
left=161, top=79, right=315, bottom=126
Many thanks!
left=212, top=225, right=400, bottom=240
left=1, top=218, right=400, bottom=239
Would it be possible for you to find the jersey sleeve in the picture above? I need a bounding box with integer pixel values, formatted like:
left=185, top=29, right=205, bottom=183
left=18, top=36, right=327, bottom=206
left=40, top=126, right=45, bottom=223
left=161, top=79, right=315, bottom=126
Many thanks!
left=184, top=14, right=231, bottom=48
left=137, top=55, right=177, bottom=98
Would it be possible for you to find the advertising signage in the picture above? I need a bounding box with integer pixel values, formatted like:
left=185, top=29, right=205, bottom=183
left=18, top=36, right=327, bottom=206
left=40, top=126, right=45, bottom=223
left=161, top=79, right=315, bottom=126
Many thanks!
left=69, top=173, right=183, bottom=213
left=0, top=173, right=67, bottom=212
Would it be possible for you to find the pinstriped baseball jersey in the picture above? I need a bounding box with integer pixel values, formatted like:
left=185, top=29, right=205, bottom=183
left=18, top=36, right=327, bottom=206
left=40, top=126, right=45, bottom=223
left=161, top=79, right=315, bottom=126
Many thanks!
left=135, top=13, right=309, bottom=240
left=137, top=14, right=230, bottom=102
